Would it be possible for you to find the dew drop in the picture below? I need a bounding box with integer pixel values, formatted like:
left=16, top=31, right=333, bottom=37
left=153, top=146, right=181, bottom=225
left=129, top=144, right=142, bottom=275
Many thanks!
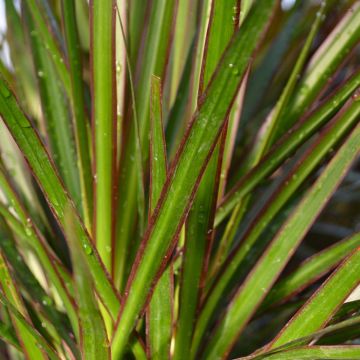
left=42, top=296, right=53, bottom=306
left=37, top=70, right=45, bottom=78
left=105, top=245, right=111, bottom=253
left=83, top=243, right=93, bottom=255
left=116, top=61, right=121, bottom=74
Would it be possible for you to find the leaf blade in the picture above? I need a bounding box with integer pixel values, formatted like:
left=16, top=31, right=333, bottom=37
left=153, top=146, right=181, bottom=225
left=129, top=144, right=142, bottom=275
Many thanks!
left=202, top=99, right=360, bottom=359
left=269, top=249, right=360, bottom=349
left=147, top=76, right=173, bottom=360
left=111, top=2, right=277, bottom=357
left=262, top=232, right=360, bottom=311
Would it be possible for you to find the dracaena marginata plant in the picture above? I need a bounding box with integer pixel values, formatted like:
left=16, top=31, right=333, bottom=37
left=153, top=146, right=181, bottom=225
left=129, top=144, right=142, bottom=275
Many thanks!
left=0, top=0, right=360, bottom=359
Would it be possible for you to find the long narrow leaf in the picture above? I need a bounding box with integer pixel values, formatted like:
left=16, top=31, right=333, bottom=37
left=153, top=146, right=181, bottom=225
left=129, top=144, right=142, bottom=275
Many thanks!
left=0, top=79, right=120, bottom=320
left=61, top=0, right=93, bottom=229
left=114, top=0, right=177, bottom=290
left=202, top=100, right=360, bottom=359
left=262, top=232, right=360, bottom=311
left=0, top=168, right=78, bottom=333
left=26, top=0, right=71, bottom=93
left=250, top=346, right=360, bottom=360
left=216, top=71, right=360, bottom=225
left=0, top=250, right=47, bottom=359
left=174, top=1, right=238, bottom=357
left=268, top=248, right=360, bottom=348
left=0, top=321, right=20, bottom=351
left=192, top=94, right=360, bottom=355
left=249, top=1, right=326, bottom=163
left=65, top=210, right=109, bottom=360
left=0, top=215, right=78, bottom=357
left=284, top=2, right=360, bottom=127
left=111, top=3, right=276, bottom=357
left=147, top=76, right=173, bottom=359
left=25, top=6, right=81, bottom=211
left=0, top=291, right=58, bottom=360
left=254, top=314, right=360, bottom=359
left=91, top=0, right=116, bottom=271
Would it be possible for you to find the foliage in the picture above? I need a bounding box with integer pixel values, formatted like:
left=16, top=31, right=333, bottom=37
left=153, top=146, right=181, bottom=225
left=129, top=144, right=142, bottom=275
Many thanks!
left=0, top=0, right=359, bottom=359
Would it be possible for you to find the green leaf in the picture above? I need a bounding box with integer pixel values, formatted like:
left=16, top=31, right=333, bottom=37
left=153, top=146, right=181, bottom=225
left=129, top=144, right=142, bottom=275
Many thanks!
left=0, top=251, right=48, bottom=359
left=165, top=39, right=195, bottom=155
left=251, top=346, right=360, bottom=360
left=169, top=0, right=199, bottom=105
left=111, top=2, right=276, bottom=357
left=0, top=215, right=78, bottom=357
left=0, top=321, right=20, bottom=351
left=0, top=291, right=58, bottom=360
left=256, top=314, right=360, bottom=358
left=0, top=79, right=120, bottom=320
left=192, top=93, right=360, bottom=355
left=248, top=1, right=326, bottom=164
left=147, top=76, right=173, bottom=360
left=0, top=168, right=78, bottom=335
left=61, top=0, right=93, bottom=229
left=285, top=2, right=360, bottom=128
left=174, top=1, right=238, bottom=357
left=25, top=6, right=82, bottom=211
left=114, top=0, right=177, bottom=290
left=91, top=0, right=116, bottom=271
left=65, top=209, right=109, bottom=360
left=216, top=71, right=360, bottom=225
left=262, top=232, right=360, bottom=311
left=201, top=99, right=360, bottom=359
left=4, top=0, right=39, bottom=118
left=268, top=248, right=360, bottom=349
left=26, top=0, right=71, bottom=94
left=127, top=0, right=148, bottom=67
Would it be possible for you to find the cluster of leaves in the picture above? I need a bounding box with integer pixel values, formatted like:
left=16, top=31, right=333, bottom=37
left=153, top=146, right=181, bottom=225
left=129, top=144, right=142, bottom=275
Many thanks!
left=0, top=0, right=359, bottom=359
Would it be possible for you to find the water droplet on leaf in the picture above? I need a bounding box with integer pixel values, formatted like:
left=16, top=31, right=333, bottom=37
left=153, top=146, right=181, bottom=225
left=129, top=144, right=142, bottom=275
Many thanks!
left=42, top=296, right=53, bottom=306
left=83, top=244, right=93, bottom=255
